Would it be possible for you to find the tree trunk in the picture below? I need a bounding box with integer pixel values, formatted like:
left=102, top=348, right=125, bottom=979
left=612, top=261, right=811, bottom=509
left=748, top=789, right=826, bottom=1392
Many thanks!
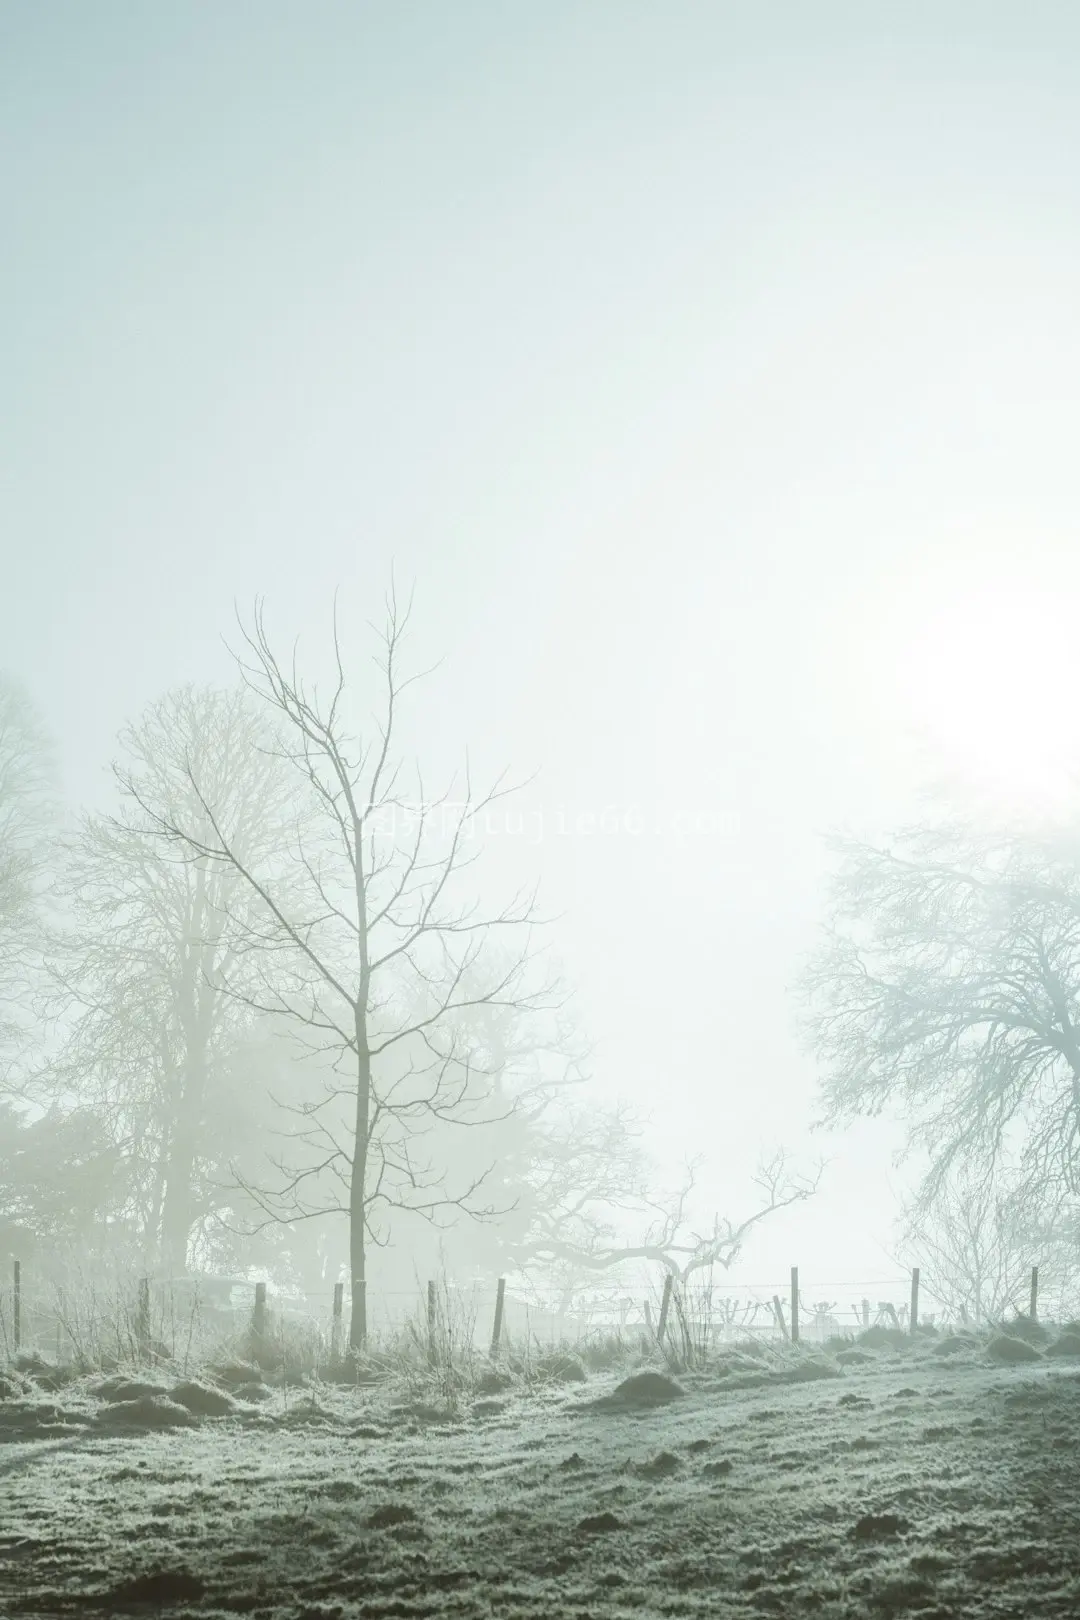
left=144, top=1135, right=169, bottom=1273
left=160, top=1127, right=197, bottom=1275
left=349, top=1034, right=371, bottom=1350
left=160, top=854, right=216, bottom=1278
left=159, top=1048, right=207, bottom=1276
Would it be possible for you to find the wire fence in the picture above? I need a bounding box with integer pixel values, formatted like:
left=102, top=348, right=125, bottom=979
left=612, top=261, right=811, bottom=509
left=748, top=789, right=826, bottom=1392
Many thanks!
left=3, top=1256, right=1074, bottom=1368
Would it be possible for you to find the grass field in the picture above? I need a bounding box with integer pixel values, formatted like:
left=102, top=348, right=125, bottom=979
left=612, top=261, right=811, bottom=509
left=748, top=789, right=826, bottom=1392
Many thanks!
left=2, top=1329, right=1079, bottom=1618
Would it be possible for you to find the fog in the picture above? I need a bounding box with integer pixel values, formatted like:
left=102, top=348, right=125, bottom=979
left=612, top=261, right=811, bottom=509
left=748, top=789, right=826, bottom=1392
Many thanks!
left=4, top=15, right=1080, bottom=1610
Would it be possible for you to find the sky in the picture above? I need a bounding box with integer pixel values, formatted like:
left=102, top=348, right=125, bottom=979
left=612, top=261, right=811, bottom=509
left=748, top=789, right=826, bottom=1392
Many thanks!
left=6, top=2, right=1080, bottom=1295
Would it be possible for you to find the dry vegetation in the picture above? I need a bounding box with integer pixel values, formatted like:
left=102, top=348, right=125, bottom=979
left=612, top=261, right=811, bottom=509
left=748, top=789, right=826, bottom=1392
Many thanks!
left=2, top=1316, right=1080, bottom=1618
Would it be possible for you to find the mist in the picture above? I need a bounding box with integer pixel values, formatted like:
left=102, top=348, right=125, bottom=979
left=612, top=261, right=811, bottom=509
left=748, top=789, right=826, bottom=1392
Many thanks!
left=4, top=7, right=1080, bottom=1616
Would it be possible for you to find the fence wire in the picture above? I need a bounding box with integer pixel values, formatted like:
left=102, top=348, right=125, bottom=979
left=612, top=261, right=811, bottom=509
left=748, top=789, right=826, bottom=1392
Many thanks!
left=3, top=1257, right=1074, bottom=1365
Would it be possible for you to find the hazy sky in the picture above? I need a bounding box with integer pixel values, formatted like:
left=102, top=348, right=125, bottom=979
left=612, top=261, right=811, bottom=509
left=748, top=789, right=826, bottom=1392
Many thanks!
left=7, top=3, right=1080, bottom=1292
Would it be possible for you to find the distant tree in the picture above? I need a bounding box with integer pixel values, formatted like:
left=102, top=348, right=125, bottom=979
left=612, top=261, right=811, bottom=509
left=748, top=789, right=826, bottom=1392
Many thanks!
left=470, top=1096, right=649, bottom=1290
left=0, top=675, right=55, bottom=1082
left=48, top=686, right=300, bottom=1273
left=187, top=1015, right=353, bottom=1286
left=0, top=1100, right=121, bottom=1266
left=803, top=821, right=1080, bottom=1210
left=508, top=1146, right=820, bottom=1293
left=897, top=1169, right=1079, bottom=1325
left=125, top=589, right=558, bottom=1348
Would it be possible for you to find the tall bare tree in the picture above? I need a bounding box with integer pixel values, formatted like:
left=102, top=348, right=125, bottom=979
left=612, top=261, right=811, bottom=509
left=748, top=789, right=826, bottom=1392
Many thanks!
left=50, top=686, right=299, bottom=1272
left=128, top=591, right=558, bottom=1347
left=803, top=820, right=1080, bottom=1209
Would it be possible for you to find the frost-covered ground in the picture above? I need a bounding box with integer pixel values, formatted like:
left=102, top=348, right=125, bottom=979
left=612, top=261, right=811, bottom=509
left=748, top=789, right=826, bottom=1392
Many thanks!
left=2, top=1336, right=1079, bottom=1618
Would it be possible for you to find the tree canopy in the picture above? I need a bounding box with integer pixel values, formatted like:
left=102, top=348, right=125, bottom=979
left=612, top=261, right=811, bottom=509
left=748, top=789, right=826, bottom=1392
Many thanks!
left=804, top=820, right=1080, bottom=1208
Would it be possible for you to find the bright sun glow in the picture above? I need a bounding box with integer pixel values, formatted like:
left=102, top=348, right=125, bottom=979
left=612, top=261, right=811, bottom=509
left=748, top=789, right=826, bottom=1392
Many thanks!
left=897, top=577, right=1080, bottom=817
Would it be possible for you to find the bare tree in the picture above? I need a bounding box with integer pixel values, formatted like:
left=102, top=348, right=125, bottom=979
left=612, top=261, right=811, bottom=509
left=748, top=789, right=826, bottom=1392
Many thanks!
left=0, top=675, right=55, bottom=1082
left=322, top=965, right=594, bottom=1291
left=127, top=590, right=558, bottom=1347
left=898, top=1169, right=1078, bottom=1325
left=48, top=686, right=300, bottom=1272
left=513, top=1146, right=821, bottom=1289
left=803, top=821, right=1080, bottom=1209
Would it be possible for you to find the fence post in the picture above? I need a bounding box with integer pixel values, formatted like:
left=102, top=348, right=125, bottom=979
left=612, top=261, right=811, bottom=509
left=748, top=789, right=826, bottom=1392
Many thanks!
left=657, top=1274, right=674, bottom=1346
left=13, top=1261, right=20, bottom=1355
left=490, top=1277, right=506, bottom=1358
left=861, top=1298, right=870, bottom=1330
left=1029, top=1266, right=1039, bottom=1322
left=772, top=1294, right=788, bottom=1341
left=331, top=1282, right=344, bottom=1363
left=136, top=1277, right=151, bottom=1362
left=790, top=1266, right=799, bottom=1346
left=909, top=1267, right=920, bottom=1335
left=427, top=1280, right=437, bottom=1364
left=643, top=1298, right=655, bottom=1338
left=56, top=1287, right=64, bottom=1365
left=253, top=1281, right=267, bottom=1353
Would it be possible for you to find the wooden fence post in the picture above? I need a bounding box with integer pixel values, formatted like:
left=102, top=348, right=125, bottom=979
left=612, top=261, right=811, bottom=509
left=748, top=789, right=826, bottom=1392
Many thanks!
left=490, top=1277, right=506, bottom=1358
left=56, top=1287, right=64, bottom=1365
left=657, top=1274, right=674, bottom=1346
left=253, top=1281, right=267, bottom=1352
left=861, top=1298, right=870, bottom=1330
left=643, top=1298, right=655, bottom=1338
left=136, top=1277, right=151, bottom=1362
left=331, top=1282, right=344, bottom=1363
left=1029, top=1266, right=1039, bottom=1322
left=909, top=1268, right=920, bottom=1335
left=772, top=1294, right=788, bottom=1341
left=427, top=1280, right=437, bottom=1364
left=790, top=1267, right=799, bottom=1346
left=13, top=1261, right=20, bottom=1355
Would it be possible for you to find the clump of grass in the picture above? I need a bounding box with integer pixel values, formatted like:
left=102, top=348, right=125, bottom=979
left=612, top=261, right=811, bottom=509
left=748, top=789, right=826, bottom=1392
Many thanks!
left=994, top=1311, right=1049, bottom=1346
left=385, top=1276, right=485, bottom=1415
left=636, top=1281, right=784, bottom=1376
left=577, top=1330, right=636, bottom=1372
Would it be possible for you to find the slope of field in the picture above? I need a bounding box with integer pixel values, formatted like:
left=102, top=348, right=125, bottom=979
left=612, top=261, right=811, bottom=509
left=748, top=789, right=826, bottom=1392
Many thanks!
left=1, top=1342, right=1079, bottom=1618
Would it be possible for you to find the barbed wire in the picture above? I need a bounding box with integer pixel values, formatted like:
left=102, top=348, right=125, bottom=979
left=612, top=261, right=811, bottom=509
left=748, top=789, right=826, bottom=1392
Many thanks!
left=0, top=1279, right=918, bottom=1305
left=3, top=1267, right=1064, bottom=1316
